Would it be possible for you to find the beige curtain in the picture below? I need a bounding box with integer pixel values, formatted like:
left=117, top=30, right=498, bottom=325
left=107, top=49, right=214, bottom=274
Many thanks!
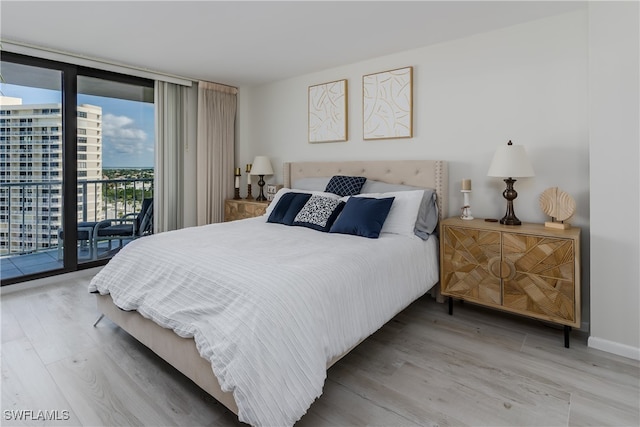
left=196, top=82, right=237, bottom=225
left=154, top=81, right=195, bottom=232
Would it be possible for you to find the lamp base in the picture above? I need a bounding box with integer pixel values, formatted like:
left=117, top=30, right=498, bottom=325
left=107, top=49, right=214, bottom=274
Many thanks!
left=500, top=177, right=522, bottom=226
left=500, top=216, right=522, bottom=226
left=256, top=175, right=267, bottom=201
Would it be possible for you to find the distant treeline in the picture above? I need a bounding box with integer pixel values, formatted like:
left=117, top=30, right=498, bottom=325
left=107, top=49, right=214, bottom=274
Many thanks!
left=103, top=168, right=154, bottom=180
left=102, top=168, right=154, bottom=209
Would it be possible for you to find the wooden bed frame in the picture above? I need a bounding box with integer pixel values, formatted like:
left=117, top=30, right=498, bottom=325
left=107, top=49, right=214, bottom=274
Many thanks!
left=94, top=159, right=449, bottom=416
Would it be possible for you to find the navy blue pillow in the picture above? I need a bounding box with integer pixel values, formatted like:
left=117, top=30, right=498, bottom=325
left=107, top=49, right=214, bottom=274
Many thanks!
left=325, top=175, right=367, bottom=197
left=267, top=192, right=312, bottom=225
left=293, top=195, right=345, bottom=232
left=330, top=196, right=395, bottom=238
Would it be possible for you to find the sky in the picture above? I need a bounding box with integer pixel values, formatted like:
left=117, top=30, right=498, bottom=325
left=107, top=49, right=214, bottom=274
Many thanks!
left=0, top=84, right=155, bottom=168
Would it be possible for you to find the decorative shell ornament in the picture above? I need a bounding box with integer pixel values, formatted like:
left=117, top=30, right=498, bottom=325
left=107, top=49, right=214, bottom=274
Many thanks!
left=539, top=187, right=576, bottom=229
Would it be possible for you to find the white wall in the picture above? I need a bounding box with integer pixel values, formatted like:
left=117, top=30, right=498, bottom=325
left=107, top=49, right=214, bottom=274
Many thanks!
left=587, top=2, right=640, bottom=360
left=240, top=11, right=588, bottom=222
left=238, top=11, right=593, bottom=327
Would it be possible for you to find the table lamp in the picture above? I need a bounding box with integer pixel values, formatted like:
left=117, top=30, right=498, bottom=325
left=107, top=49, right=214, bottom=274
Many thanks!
left=487, top=140, right=534, bottom=225
left=251, top=156, right=274, bottom=201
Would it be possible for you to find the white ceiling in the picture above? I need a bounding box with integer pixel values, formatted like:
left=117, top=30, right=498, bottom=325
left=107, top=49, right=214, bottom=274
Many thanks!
left=1, top=1, right=586, bottom=87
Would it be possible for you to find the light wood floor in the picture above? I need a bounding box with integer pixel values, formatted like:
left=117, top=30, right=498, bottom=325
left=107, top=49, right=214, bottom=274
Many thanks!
left=1, top=270, right=638, bottom=427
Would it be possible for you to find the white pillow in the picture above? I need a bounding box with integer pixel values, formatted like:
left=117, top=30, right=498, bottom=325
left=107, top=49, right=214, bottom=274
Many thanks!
left=264, top=187, right=341, bottom=216
left=291, top=177, right=331, bottom=191
left=355, top=190, right=424, bottom=237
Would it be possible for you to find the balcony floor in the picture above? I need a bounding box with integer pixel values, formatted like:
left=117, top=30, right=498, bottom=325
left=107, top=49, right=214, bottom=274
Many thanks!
left=1, top=241, right=128, bottom=281
left=1, top=249, right=62, bottom=280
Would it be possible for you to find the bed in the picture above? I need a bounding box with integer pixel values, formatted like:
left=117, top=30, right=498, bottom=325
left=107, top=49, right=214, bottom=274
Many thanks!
left=90, top=159, right=449, bottom=426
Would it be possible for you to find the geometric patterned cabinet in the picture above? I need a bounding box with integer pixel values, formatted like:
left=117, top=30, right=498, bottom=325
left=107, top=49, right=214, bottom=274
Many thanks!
left=224, top=199, right=269, bottom=222
left=440, top=217, right=580, bottom=347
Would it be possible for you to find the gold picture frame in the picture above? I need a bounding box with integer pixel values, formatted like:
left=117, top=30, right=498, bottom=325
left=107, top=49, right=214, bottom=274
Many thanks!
left=308, top=79, right=348, bottom=143
left=363, top=66, right=413, bottom=140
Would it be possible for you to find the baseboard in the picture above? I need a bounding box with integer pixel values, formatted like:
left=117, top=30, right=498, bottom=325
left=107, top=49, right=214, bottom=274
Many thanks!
left=588, top=336, right=640, bottom=361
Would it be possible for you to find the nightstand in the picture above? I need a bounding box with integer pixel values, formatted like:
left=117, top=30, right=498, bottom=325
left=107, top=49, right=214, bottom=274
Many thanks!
left=440, top=217, right=581, bottom=347
left=224, top=199, right=269, bottom=222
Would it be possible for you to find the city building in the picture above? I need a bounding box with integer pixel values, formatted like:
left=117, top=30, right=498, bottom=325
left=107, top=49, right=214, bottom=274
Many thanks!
left=0, top=96, right=102, bottom=255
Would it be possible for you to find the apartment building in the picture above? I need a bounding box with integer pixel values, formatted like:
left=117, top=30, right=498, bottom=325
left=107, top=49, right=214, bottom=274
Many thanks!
left=0, top=96, right=102, bottom=255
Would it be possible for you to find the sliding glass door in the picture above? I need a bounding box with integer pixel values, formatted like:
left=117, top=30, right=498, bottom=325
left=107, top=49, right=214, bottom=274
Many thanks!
left=76, top=74, right=154, bottom=262
left=0, top=52, right=154, bottom=285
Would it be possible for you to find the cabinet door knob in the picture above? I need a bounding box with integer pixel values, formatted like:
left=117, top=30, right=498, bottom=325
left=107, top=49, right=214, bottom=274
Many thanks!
left=488, top=257, right=517, bottom=280
left=502, top=259, right=517, bottom=280
left=488, top=256, right=502, bottom=278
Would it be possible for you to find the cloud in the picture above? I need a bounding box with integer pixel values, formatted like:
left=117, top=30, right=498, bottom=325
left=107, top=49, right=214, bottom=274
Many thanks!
left=102, top=113, right=149, bottom=156
left=103, top=114, right=147, bottom=142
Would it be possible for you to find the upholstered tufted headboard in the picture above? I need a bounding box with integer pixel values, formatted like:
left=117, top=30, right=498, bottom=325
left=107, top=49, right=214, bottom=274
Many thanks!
left=283, top=160, right=448, bottom=220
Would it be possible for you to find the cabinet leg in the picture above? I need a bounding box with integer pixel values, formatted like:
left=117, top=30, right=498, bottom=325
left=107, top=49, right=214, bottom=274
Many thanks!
left=564, top=325, right=571, bottom=348
left=448, top=297, right=453, bottom=315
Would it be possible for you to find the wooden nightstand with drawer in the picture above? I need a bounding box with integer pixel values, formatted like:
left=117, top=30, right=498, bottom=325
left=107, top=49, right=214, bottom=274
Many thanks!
left=439, top=217, right=580, bottom=347
left=224, top=199, right=269, bottom=222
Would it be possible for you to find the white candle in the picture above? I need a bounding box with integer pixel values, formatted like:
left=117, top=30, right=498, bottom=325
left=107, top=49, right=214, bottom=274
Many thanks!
left=462, top=179, right=472, bottom=191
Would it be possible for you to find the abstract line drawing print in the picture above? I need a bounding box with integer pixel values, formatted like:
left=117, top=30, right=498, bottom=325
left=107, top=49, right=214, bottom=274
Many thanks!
left=363, top=67, right=413, bottom=140
left=308, top=79, right=347, bottom=143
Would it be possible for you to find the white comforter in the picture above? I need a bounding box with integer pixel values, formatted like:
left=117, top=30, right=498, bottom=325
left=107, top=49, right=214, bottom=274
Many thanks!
left=89, top=217, right=439, bottom=426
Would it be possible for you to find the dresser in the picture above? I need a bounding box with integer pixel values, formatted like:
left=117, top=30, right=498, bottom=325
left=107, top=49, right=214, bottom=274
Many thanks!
left=439, top=217, right=580, bottom=347
left=224, top=199, right=269, bottom=222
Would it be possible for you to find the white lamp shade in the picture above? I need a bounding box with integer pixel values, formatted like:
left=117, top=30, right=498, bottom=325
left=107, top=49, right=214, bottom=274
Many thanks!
left=251, top=156, right=274, bottom=176
left=487, top=143, right=534, bottom=178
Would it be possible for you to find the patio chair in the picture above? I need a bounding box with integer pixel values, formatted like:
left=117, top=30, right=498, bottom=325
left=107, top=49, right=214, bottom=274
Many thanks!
left=93, top=198, right=154, bottom=258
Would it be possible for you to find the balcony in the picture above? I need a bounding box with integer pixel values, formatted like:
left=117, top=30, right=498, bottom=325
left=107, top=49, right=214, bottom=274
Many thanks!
left=0, top=177, right=153, bottom=282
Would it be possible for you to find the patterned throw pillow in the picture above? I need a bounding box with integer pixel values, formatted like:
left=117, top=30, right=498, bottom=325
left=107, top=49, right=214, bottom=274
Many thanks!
left=325, top=175, right=367, bottom=197
left=293, top=195, right=345, bottom=232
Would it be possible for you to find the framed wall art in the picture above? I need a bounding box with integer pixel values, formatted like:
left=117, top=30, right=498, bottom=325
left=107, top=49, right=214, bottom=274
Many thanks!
left=363, top=66, right=413, bottom=140
left=308, top=79, right=348, bottom=143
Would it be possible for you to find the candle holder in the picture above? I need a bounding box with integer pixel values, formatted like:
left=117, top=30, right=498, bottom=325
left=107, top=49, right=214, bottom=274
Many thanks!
left=234, top=168, right=241, bottom=200
left=460, top=190, right=474, bottom=220
left=245, top=164, right=253, bottom=200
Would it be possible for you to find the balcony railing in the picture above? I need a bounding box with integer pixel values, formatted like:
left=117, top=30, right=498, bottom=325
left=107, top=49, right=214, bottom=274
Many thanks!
left=78, top=177, right=153, bottom=222
left=0, top=177, right=153, bottom=257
